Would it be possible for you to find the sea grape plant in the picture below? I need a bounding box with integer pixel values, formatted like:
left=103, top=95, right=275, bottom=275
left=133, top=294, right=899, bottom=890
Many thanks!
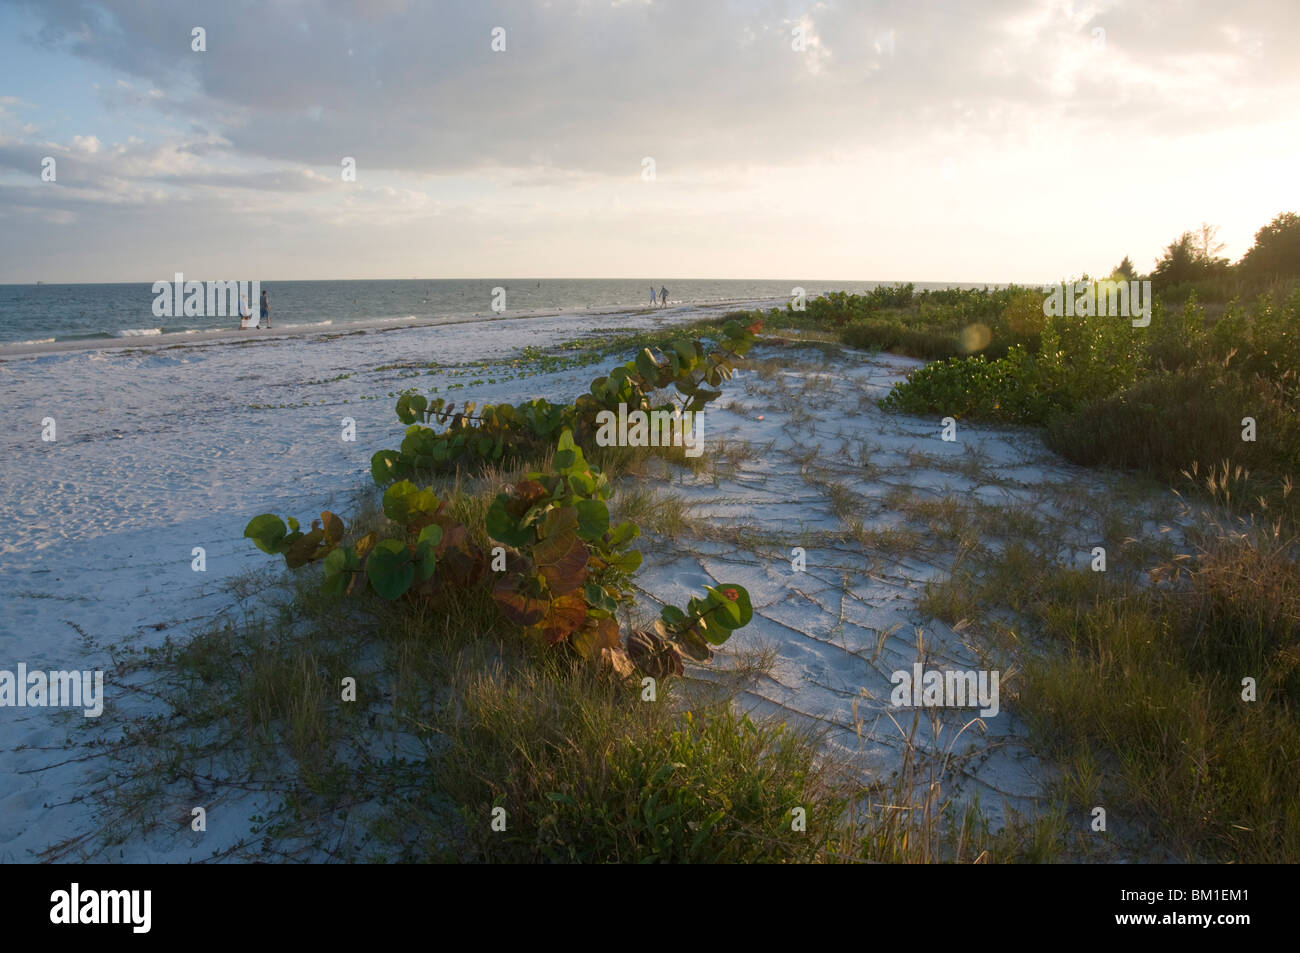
left=627, top=584, right=755, bottom=678
left=244, top=510, right=345, bottom=569
left=486, top=430, right=642, bottom=656
left=246, top=313, right=763, bottom=678
left=370, top=317, right=761, bottom=483
left=244, top=481, right=486, bottom=601
left=243, top=431, right=755, bottom=679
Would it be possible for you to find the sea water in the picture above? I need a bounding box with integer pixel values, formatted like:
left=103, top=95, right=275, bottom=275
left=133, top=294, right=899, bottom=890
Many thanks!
left=0, top=278, right=971, bottom=345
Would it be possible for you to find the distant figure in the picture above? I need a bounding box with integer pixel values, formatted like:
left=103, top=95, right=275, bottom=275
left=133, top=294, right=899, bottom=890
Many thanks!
left=260, top=290, right=271, bottom=328
left=660, top=285, right=668, bottom=308
left=649, top=286, right=656, bottom=306
left=239, top=293, right=258, bottom=329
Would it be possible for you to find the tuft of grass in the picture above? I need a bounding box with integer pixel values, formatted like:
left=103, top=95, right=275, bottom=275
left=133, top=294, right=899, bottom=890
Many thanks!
left=610, top=485, right=692, bottom=538
left=935, top=523, right=1300, bottom=862
left=435, top=662, right=848, bottom=863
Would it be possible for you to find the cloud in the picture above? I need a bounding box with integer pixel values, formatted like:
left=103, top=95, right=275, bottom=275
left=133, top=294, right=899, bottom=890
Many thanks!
left=1, top=0, right=1297, bottom=281
left=7, top=0, right=1294, bottom=178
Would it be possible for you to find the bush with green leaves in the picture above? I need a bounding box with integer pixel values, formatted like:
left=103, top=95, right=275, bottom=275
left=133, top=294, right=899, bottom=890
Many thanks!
left=626, top=583, right=755, bottom=678
left=811, top=285, right=1043, bottom=360
left=1045, top=364, right=1300, bottom=481
left=245, top=481, right=485, bottom=602
left=879, top=346, right=1063, bottom=424
left=371, top=317, right=761, bottom=483
left=246, top=429, right=754, bottom=678
left=485, top=429, right=642, bottom=656
left=883, top=285, right=1153, bottom=425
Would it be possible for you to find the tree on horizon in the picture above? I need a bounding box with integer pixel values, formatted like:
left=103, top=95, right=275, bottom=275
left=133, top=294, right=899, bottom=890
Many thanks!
left=1238, top=211, right=1300, bottom=280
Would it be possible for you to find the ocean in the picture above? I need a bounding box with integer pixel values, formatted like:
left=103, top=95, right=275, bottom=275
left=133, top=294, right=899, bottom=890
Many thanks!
left=0, top=278, right=975, bottom=346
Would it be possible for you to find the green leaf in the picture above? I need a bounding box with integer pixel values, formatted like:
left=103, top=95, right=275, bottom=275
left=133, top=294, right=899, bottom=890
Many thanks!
left=707, top=584, right=753, bottom=629
left=417, top=523, right=444, bottom=549
left=574, top=498, right=609, bottom=541
left=323, top=548, right=347, bottom=575
left=366, top=539, right=414, bottom=600
left=635, top=348, right=659, bottom=380
left=568, top=471, right=595, bottom=497
left=486, top=495, right=534, bottom=547
left=660, top=605, right=687, bottom=626
left=672, top=340, right=697, bottom=365
left=414, top=524, right=442, bottom=579
left=417, top=547, right=437, bottom=580
left=608, top=521, right=640, bottom=547
left=370, top=450, right=402, bottom=484
left=244, top=514, right=288, bottom=555
left=606, top=549, right=643, bottom=574
left=383, top=480, right=439, bottom=524
left=321, top=546, right=358, bottom=595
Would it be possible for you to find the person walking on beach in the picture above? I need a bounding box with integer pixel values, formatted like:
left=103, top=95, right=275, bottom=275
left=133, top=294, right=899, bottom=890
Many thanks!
left=260, top=289, right=271, bottom=329
left=239, top=293, right=254, bottom=329
left=660, top=285, right=669, bottom=308
left=649, top=286, right=656, bottom=307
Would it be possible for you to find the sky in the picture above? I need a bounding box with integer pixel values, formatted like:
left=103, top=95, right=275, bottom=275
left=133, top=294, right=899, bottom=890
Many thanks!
left=0, top=0, right=1297, bottom=284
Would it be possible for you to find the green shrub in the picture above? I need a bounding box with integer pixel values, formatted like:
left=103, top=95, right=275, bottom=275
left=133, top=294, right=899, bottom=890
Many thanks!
left=1035, top=300, right=1144, bottom=408
left=1045, top=365, right=1300, bottom=480
left=841, top=317, right=961, bottom=360
left=442, top=681, right=844, bottom=863
left=1144, top=297, right=1209, bottom=372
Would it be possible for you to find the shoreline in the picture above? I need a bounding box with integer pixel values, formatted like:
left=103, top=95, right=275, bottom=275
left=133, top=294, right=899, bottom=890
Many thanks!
left=0, top=296, right=788, bottom=361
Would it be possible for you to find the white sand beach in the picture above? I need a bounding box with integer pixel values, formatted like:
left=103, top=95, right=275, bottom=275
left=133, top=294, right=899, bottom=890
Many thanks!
left=0, top=298, right=1187, bottom=861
